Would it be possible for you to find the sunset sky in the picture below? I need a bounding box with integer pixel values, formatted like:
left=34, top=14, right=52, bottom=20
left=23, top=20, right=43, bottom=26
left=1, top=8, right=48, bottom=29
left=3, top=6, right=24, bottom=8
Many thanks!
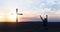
left=0, top=0, right=60, bottom=22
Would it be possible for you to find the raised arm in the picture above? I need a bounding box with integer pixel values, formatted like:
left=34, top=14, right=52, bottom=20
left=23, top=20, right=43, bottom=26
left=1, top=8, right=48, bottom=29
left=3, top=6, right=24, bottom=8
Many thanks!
left=40, top=15, right=44, bottom=21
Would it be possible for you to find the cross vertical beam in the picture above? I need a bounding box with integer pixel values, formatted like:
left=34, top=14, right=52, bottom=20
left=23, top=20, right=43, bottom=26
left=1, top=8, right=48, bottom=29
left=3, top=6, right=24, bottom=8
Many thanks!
left=16, top=8, right=23, bottom=23
left=16, top=8, right=18, bottom=23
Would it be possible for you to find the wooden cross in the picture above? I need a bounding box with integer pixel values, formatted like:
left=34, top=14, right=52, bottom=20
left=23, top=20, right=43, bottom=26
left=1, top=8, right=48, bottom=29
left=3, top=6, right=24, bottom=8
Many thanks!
left=16, top=8, right=23, bottom=23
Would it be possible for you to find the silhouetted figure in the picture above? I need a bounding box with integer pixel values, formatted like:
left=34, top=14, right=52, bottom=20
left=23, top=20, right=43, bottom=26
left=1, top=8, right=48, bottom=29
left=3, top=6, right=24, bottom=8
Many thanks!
left=40, top=15, right=48, bottom=30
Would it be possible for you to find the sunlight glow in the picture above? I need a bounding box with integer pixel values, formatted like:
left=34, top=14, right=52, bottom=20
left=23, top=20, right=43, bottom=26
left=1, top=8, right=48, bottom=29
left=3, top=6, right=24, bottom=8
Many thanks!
left=0, top=13, right=5, bottom=22
left=7, top=12, right=16, bottom=22
left=9, top=13, right=16, bottom=19
left=0, top=13, right=4, bottom=18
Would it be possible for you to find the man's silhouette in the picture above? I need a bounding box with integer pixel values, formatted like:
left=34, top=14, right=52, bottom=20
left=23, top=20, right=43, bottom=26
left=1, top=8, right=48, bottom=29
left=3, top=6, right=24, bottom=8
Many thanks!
left=40, top=15, right=48, bottom=28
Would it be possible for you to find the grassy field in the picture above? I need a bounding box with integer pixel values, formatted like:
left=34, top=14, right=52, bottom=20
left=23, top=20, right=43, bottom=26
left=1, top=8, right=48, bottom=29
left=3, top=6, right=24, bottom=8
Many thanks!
left=0, top=22, right=60, bottom=32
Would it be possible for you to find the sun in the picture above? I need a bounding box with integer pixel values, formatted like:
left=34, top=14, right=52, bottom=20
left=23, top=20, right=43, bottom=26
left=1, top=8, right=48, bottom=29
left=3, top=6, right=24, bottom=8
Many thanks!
left=9, top=13, right=16, bottom=19
left=7, top=12, right=17, bottom=22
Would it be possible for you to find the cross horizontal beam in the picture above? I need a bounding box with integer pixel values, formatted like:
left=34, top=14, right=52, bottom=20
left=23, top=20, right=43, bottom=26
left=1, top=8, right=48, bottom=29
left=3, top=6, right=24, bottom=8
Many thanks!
left=18, top=13, right=23, bottom=15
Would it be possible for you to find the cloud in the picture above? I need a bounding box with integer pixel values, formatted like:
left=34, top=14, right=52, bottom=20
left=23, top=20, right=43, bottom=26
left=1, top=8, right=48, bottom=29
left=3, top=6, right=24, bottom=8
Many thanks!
left=0, top=0, right=60, bottom=13
left=17, top=0, right=60, bottom=14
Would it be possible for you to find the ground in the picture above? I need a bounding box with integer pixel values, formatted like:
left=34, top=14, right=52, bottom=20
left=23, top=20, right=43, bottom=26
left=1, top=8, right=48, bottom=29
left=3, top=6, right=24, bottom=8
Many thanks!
left=0, top=22, right=59, bottom=32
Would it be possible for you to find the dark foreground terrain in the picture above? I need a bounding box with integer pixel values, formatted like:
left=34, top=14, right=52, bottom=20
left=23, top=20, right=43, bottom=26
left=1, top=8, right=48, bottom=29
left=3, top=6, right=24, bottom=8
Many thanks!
left=0, top=21, right=60, bottom=32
